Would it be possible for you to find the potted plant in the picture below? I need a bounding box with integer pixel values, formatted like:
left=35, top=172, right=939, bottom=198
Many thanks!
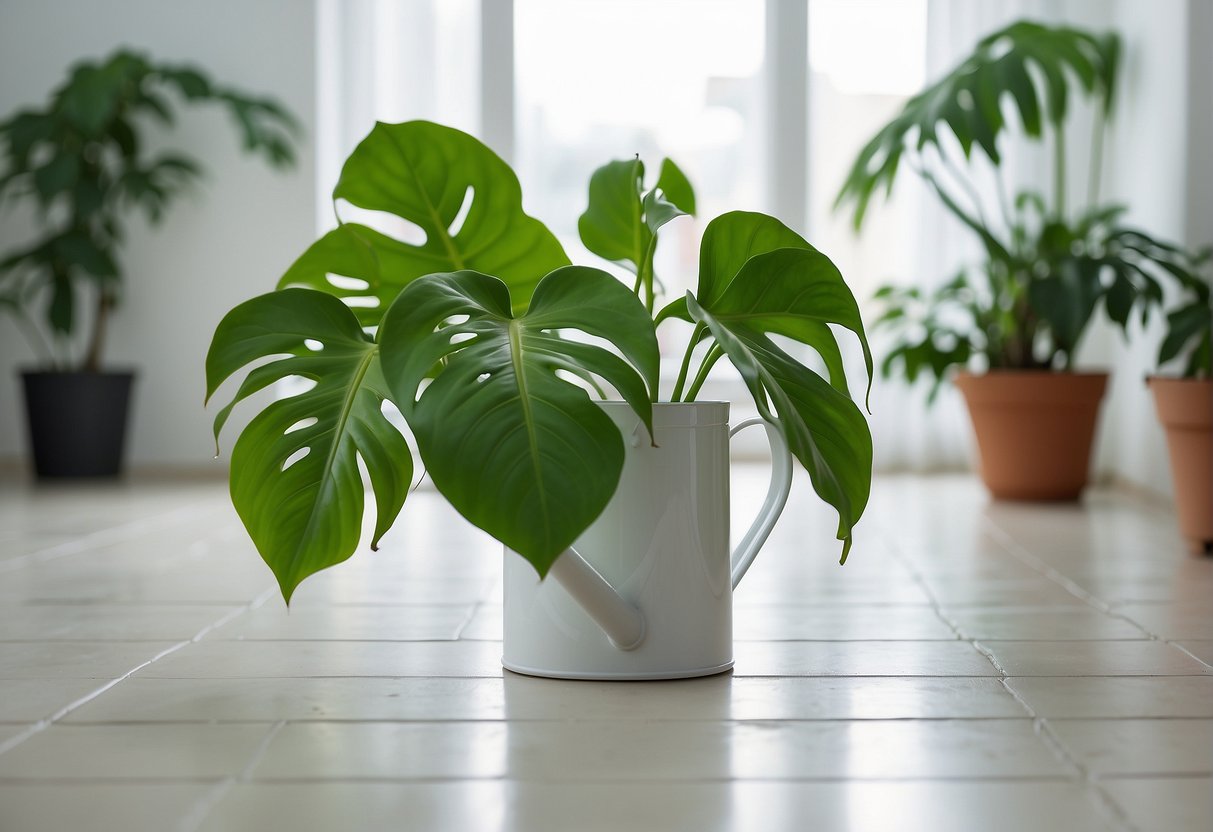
left=1148, top=255, right=1212, bottom=554
left=836, top=19, right=1196, bottom=501
left=206, top=120, right=873, bottom=679
left=0, top=49, right=299, bottom=477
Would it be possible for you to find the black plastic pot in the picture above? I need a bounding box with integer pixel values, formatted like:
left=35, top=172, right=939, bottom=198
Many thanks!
left=20, top=370, right=135, bottom=478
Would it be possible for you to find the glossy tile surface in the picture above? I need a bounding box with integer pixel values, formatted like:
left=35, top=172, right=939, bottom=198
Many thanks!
left=0, top=471, right=1209, bottom=831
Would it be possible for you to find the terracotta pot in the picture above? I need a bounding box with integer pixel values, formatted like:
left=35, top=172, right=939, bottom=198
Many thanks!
left=954, top=371, right=1108, bottom=501
left=1148, top=377, right=1212, bottom=555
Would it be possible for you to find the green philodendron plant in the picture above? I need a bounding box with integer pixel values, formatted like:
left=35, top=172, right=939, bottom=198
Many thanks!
left=835, top=19, right=1206, bottom=399
left=1156, top=251, right=1212, bottom=379
left=207, top=120, right=872, bottom=602
left=0, top=49, right=300, bottom=371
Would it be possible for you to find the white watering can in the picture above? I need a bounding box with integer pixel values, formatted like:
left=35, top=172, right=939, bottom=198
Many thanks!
left=503, top=401, right=792, bottom=680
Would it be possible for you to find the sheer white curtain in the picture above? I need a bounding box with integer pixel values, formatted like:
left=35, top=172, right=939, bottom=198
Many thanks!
left=315, top=0, right=1054, bottom=472
left=840, top=0, right=1045, bottom=472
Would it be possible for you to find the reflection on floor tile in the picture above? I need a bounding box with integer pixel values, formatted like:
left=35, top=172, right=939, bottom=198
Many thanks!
left=733, top=640, right=999, bottom=677
left=979, top=640, right=1213, bottom=677
left=944, top=607, right=1147, bottom=641
left=1102, top=776, right=1213, bottom=832
left=0, top=679, right=110, bottom=723
left=0, top=472, right=1209, bottom=831
left=134, top=639, right=503, bottom=679
left=0, top=784, right=213, bottom=831
left=199, top=780, right=1121, bottom=832
left=1006, top=676, right=1213, bottom=718
left=209, top=603, right=473, bottom=641
left=249, top=718, right=1067, bottom=782
left=0, top=723, right=273, bottom=780
left=1116, top=603, right=1213, bottom=640
left=1049, top=718, right=1213, bottom=776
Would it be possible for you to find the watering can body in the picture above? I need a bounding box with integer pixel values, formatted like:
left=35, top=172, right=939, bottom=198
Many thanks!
left=502, top=401, right=791, bottom=680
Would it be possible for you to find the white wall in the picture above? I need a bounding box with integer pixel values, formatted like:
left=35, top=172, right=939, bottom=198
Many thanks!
left=0, top=0, right=318, bottom=471
left=1066, top=0, right=1209, bottom=496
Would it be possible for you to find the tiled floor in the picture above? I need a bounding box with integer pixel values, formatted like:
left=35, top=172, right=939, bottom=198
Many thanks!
left=0, top=470, right=1210, bottom=831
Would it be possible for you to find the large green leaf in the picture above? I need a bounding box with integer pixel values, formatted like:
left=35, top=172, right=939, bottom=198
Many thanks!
left=687, top=294, right=872, bottom=562
left=205, top=288, right=412, bottom=602
left=696, top=211, right=813, bottom=307
left=279, top=121, right=568, bottom=323
left=659, top=212, right=873, bottom=560
left=379, top=266, right=659, bottom=576
left=836, top=20, right=1119, bottom=229
left=710, top=246, right=874, bottom=406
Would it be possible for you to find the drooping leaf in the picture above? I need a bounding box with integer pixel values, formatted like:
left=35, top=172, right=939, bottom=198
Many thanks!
left=671, top=212, right=873, bottom=561
left=1028, top=259, right=1104, bottom=357
left=279, top=121, right=567, bottom=322
left=205, top=288, right=412, bottom=602
left=379, top=266, right=659, bottom=576
left=836, top=20, right=1120, bottom=228
left=1159, top=303, right=1213, bottom=368
left=686, top=294, right=872, bottom=562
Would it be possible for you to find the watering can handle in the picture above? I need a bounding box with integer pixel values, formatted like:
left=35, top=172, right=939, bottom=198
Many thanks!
left=729, top=418, right=793, bottom=589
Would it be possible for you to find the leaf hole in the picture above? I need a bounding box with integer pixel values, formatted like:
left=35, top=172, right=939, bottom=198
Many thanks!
left=342, top=296, right=381, bottom=308
left=281, top=447, right=311, bottom=471
left=334, top=200, right=427, bottom=246
left=448, top=186, right=474, bottom=237
left=304, top=339, right=324, bottom=352
left=476, top=372, right=491, bottom=383
left=450, top=332, right=476, bottom=345
left=326, top=273, right=369, bottom=291
left=285, top=417, right=318, bottom=435
left=442, top=314, right=471, bottom=327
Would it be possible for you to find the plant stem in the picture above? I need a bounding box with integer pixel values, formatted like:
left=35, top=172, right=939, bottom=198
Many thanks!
left=10, top=308, right=56, bottom=368
left=684, top=344, right=723, bottom=402
left=994, top=165, right=1014, bottom=241
left=1053, top=120, right=1066, bottom=220
left=936, top=150, right=989, bottom=228
left=1087, top=100, right=1106, bottom=209
left=638, top=237, right=658, bottom=313
left=670, top=324, right=705, bottom=402
left=82, top=289, right=112, bottom=372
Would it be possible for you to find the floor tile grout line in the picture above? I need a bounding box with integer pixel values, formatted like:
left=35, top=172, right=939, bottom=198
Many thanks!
left=994, top=676, right=1142, bottom=832
left=177, top=720, right=286, bottom=832
left=454, top=600, right=488, bottom=641
left=979, top=518, right=1213, bottom=670
left=0, top=588, right=277, bottom=761
left=979, top=521, right=1116, bottom=611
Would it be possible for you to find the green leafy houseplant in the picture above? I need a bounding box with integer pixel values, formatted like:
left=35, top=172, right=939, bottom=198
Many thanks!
left=835, top=20, right=1203, bottom=395
left=207, top=121, right=873, bottom=601
left=1147, top=255, right=1212, bottom=553
left=0, top=49, right=300, bottom=370
left=1156, top=254, right=1212, bottom=379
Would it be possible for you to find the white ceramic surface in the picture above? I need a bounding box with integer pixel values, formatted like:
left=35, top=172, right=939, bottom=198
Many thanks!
left=502, top=401, right=792, bottom=680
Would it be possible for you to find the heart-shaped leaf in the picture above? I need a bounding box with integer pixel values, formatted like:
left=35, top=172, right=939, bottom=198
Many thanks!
left=379, top=266, right=658, bottom=576
left=278, top=121, right=569, bottom=323
left=206, top=288, right=412, bottom=602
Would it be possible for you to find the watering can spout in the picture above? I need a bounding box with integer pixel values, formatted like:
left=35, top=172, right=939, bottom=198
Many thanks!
left=549, top=547, right=646, bottom=650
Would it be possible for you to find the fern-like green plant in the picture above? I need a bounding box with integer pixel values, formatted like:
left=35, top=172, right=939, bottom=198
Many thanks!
left=0, top=49, right=300, bottom=371
left=836, top=19, right=1205, bottom=393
